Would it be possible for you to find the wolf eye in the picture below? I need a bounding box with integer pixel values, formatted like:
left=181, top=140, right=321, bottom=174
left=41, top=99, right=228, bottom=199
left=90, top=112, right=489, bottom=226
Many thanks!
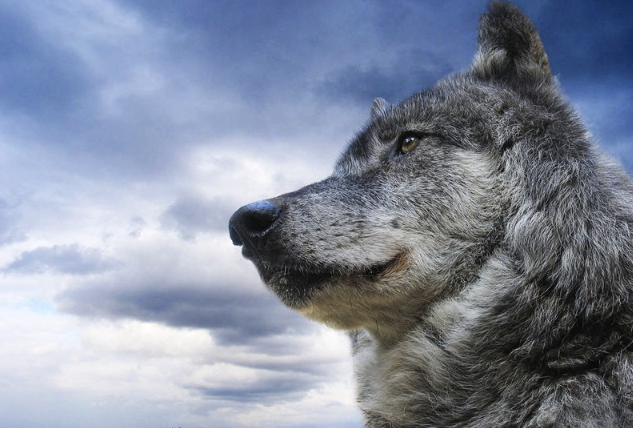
left=397, top=135, right=421, bottom=156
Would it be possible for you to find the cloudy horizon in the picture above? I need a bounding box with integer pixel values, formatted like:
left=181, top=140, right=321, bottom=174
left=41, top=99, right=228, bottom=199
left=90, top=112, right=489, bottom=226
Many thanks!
left=0, top=0, right=631, bottom=427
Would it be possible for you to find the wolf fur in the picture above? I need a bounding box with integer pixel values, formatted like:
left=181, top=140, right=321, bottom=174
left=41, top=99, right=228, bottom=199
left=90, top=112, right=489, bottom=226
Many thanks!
left=229, top=2, right=633, bottom=426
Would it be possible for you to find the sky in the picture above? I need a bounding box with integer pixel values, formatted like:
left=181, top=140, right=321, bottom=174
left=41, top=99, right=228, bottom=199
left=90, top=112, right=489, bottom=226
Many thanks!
left=0, top=0, right=631, bottom=427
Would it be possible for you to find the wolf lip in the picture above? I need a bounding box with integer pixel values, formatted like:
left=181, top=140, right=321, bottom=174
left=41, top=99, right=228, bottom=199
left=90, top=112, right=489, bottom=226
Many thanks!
left=256, top=252, right=409, bottom=305
left=274, top=251, right=406, bottom=282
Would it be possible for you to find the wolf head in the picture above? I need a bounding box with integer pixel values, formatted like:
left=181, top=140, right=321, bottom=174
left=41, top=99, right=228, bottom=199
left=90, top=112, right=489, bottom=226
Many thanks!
left=229, top=2, right=633, bottom=343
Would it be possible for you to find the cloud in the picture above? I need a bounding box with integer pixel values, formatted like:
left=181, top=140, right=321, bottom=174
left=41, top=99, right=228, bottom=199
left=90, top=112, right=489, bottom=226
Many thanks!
left=192, top=367, right=316, bottom=404
left=316, top=50, right=455, bottom=107
left=571, top=85, right=633, bottom=161
left=160, top=195, right=235, bottom=239
left=4, top=244, right=117, bottom=275
left=0, top=3, right=93, bottom=119
left=0, top=0, right=210, bottom=180
left=57, top=275, right=314, bottom=346
left=534, top=1, right=633, bottom=81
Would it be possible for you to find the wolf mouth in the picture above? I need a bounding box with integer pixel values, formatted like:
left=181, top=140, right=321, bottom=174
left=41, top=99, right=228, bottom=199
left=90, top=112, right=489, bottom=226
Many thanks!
left=255, top=252, right=409, bottom=307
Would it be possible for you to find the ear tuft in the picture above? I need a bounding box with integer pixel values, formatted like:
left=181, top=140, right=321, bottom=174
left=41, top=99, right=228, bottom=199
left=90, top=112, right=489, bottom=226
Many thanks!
left=473, top=2, right=552, bottom=84
left=370, top=97, right=389, bottom=120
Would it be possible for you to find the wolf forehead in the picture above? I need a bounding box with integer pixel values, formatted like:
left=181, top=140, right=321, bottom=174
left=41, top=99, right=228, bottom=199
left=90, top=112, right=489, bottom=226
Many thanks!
left=334, top=83, right=508, bottom=177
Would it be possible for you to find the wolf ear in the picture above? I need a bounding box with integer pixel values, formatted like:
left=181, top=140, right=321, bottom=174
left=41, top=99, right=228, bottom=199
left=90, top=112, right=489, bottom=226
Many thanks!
left=472, top=2, right=552, bottom=84
left=370, top=97, right=389, bottom=120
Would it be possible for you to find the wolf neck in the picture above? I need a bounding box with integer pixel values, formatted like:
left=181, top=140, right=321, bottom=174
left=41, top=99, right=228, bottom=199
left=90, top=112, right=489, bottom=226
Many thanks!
left=363, top=313, right=425, bottom=349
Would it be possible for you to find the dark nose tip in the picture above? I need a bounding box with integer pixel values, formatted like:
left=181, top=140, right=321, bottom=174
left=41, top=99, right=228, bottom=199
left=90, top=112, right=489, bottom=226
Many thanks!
left=228, top=200, right=281, bottom=247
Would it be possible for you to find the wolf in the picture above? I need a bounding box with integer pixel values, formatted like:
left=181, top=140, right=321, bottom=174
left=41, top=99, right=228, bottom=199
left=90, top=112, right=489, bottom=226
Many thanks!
left=228, top=2, right=633, bottom=426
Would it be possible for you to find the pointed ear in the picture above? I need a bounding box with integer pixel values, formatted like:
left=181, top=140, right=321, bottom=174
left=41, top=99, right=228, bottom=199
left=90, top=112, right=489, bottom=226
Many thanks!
left=472, top=2, right=552, bottom=84
left=370, top=97, right=389, bottom=120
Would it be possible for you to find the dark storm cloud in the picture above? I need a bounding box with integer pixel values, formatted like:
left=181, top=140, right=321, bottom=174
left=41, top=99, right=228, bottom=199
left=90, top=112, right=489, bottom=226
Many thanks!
left=575, top=82, right=633, bottom=162
left=0, top=1, right=183, bottom=179
left=56, top=279, right=314, bottom=345
left=5, top=244, right=117, bottom=275
left=121, top=0, right=480, bottom=105
left=194, top=377, right=312, bottom=404
left=190, top=361, right=336, bottom=405
left=533, top=1, right=633, bottom=81
left=0, top=5, right=92, bottom=119
left=317, top=52, right=455, bottom=107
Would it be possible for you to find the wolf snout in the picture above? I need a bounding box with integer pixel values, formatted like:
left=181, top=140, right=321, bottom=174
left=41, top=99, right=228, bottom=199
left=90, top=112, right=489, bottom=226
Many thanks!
left=228, top=200, right=281, bottom=249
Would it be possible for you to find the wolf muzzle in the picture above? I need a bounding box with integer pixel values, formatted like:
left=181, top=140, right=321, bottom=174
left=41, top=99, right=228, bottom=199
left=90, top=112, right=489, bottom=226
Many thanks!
left=228, top=199, right=281, bottom=258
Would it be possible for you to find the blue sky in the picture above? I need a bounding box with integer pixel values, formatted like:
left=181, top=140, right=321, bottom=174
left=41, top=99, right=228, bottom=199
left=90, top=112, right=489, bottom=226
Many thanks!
left=0, top=1, right=631, bottom=427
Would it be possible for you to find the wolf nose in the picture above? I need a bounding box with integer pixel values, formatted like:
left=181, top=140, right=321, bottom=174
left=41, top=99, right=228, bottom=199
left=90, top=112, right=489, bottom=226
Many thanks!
left=228, top=200, right=281, bottom=247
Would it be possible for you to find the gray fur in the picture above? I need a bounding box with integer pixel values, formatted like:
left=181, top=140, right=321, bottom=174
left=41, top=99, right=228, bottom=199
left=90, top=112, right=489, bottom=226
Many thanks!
left=228, top=2, right=633, bottom=426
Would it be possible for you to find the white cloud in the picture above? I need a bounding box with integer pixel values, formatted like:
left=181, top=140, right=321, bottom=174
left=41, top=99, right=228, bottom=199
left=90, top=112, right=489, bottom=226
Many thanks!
left=0, top=300, right=360, bottom=428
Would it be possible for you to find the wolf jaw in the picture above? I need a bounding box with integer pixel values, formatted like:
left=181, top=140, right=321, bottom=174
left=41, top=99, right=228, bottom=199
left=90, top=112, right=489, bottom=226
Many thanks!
left=246, top=243, right=413, bottom=321
left=256, top=251, right=410, bottom=307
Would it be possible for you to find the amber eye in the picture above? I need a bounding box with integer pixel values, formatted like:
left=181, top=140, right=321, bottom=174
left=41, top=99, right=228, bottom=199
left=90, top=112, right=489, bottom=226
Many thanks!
left=398, top=135, right=421, bottom=155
